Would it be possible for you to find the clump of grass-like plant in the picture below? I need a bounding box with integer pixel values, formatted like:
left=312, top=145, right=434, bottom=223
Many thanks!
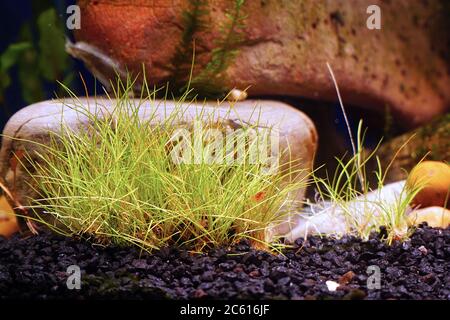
left=311, top=121, right=424, bottom=244
left=309, top=63, right=425, bottom=244
left=23, top=78, right=307, bottom=252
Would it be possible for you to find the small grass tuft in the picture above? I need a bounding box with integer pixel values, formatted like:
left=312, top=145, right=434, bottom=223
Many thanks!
left=307, top=63, right=426, bottom=244
left=311, top=121, right=425, bottom=244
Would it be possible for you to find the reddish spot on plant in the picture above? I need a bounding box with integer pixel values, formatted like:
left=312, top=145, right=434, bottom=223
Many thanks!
left=253, top=191, right=266, bottom=202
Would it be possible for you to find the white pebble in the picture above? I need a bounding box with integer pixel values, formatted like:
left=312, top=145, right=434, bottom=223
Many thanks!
left=326, top=280, right=340, bottom=292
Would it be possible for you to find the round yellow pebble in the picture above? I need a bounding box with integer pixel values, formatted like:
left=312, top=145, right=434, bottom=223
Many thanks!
left=406, top=161, right=450, bottom=209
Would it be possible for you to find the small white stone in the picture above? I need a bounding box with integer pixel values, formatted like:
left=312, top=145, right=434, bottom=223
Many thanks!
left=281, top=181, right=409, bottom=243
left=326, top=280, right=340, bottom=292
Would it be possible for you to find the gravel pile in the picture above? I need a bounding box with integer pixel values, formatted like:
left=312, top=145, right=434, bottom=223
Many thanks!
left=0, top=224, right=448, bottom=300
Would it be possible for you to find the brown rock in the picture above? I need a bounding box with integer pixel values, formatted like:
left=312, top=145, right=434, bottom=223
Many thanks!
left=70, top=0, right=450, bottom=127
left=0, top=98, right=317, bottom=215
left=376, top=114, right=450, bottom=183
left=338, top=271, right=356, bottom=286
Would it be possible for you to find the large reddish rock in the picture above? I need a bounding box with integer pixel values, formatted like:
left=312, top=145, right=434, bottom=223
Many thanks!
left=70, top=0, right=450, bottom=127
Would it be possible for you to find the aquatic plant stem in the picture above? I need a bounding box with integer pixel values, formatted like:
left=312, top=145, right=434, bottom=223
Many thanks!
left=326, top=62, right=364, bottom=189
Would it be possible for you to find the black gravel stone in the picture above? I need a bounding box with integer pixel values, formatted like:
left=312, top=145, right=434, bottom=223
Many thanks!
left=0, top=224, right=448, bottom=299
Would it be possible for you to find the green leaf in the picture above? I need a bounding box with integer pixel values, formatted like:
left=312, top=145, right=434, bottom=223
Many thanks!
left=37, top=8, right=69, bottom=81
left=0, top=42, right=32, bottom=72
left=0, top=41, right=31, bottom=94
left=0, top=41, right=32, bottom=102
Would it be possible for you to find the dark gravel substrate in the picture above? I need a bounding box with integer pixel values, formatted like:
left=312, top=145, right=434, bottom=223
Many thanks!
left=0, top=224, right=448, bottom=300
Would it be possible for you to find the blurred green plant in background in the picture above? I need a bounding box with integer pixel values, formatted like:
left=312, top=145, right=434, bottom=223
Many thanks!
left=0, top=1, right=73, bottom=111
